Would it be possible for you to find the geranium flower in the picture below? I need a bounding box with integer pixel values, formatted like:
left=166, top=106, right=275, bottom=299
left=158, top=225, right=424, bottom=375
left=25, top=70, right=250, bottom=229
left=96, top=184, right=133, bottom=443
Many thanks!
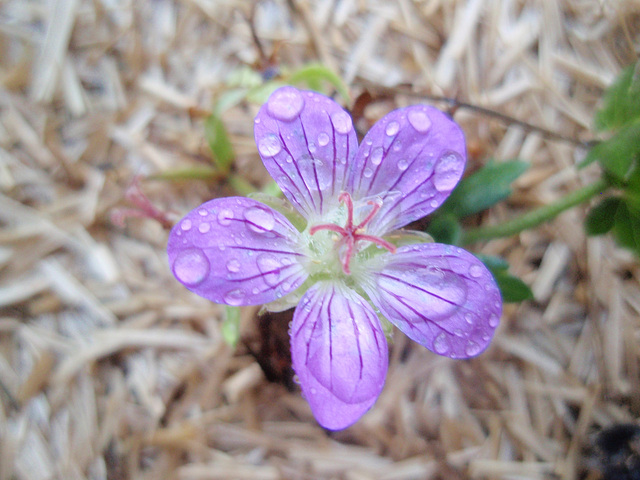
left=167, top=86, right=502, bottom=430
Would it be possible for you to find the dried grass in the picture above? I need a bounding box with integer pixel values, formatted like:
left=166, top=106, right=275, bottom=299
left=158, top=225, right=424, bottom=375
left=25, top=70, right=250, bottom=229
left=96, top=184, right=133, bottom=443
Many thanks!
left=1, top=1, right=639, bottom=479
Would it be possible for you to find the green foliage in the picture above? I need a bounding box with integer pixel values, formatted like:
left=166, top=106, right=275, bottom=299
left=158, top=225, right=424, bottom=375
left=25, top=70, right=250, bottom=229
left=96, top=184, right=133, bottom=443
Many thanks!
left=477, top=254, right=534, bottom=303
left=221, top=306, right=241, bottom=347
left=426, top=214, right=462, bottom=245
left=579, top=122, right=640, bottom=181
left=286, top=63, right=351, bottom=103
left=204, top=114, right=235, bottom=174
left=438, top=160, right=529, bottom=218
left=594, top=62, right=640, bottom=132
left=585, top=196, right=620, bottom=235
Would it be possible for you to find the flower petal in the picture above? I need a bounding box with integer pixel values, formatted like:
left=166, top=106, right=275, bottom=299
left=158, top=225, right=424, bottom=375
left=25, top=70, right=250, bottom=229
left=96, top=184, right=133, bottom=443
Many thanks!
left=291, top=282, right=388, bottom=430
left=167, top=197, right=308, bottom=306
left=348, top=105, right=466, bottom=233
left=362, top=244, right=501, bottom=358
left=254, top=86, right=358, bottom=220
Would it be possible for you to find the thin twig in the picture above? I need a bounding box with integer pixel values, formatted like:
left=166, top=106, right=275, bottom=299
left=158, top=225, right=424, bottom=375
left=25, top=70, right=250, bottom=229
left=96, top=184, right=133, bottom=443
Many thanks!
left=359, top=81, right=597, bottom=150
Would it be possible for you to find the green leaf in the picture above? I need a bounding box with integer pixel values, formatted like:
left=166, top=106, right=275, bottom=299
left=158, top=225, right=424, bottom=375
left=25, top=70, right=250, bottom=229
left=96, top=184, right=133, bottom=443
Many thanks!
left=286, top=63, right=351, bottom=103
left=426, top=214, right=462, bottom=245
left=476, top=254, right=533, bottom=303
left=585, top=196, right=621, bottom=235
left=492, top=270, right=534, bottom=303
left=221, top=306, right=241, bottom=347
left=150, top=166, right=222, bottom=181
left=612, top=200, right=640, bottom=257
left=204, top=114, right=235, bottom=173
left=438, top=160, right=529, bottom=218
left=578, top=121, right=640, bottom=180
left=594, top=62, right=640, bottom=131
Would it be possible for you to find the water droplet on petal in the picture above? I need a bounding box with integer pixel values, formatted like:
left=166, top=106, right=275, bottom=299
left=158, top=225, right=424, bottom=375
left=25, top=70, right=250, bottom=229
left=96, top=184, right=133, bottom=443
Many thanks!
left=308, top=143, right=317, bottom=153
left=257, top=253, right=281, bottom=286
left=464, top=313, right=474, bottom=325
left=226, top=259, right=240, bottom=273
left=433, top=333, right=449, bottom=355
left=217, top=209, right=234, bottom=226
left=385, top=121, right=399, bottom=136
left=224, top=288, right=245, bottom=306
left=469, top=264, right=483, bottom=278
left=267, top=88, right=304, bottom=121
left=370, top=147, right=384, bottom=165
left=408, top=109, right=432, bottom=133
left=363, top=167, right=373, bottom=178
left=198, top=222, right=210, bottom=233
left=465, top=341, right=482, bottom=356
left=173, top=249, right=209, bottom=286
left=180, top=219, right=192, bottom=231
left=317, top=132, right=330, bottom=146
left=433, top=151, right=464, bottom=192
left=330, top=110, right=352, bottom=134
left=489, top=314, right=499, bottom=327
left=258, top=135, right=282, bottom=157
left=429, top=199, right=439, bottom=208
left=397, top=159, right=409, bottom=171
left=244, top=206, right=275, bottom=233
left=198, top=209, right=208, bottom=216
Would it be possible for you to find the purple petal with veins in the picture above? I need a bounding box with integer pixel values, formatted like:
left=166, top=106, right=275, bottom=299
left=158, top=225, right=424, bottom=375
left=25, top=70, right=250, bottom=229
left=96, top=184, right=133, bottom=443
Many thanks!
left=167, top=197, right=308, bottom=306
left=291, top=282, right=388, bottom=430
left=254, top=87, right=358, bottom=220
left=362, top=243, right=501, bottom=359
left=348, top=105, right=466, bottom=234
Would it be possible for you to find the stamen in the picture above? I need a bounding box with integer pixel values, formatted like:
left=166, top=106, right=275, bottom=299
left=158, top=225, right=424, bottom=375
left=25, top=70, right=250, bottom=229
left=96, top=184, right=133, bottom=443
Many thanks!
left=309, top=192, right=395, bottom=275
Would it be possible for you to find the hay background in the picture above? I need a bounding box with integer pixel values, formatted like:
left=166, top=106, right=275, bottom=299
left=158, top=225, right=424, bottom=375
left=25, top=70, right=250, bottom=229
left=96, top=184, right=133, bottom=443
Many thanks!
left=1, top=1, right=639, bottom=479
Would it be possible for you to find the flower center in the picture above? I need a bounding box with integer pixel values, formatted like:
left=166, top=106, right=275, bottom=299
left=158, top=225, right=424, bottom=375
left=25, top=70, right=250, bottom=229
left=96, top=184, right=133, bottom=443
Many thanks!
left=309, top=192, right=396, bottom=275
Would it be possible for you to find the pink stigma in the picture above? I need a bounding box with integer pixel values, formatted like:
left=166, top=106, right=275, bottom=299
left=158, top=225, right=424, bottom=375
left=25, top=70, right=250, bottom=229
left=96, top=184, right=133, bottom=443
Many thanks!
left=309, top=192, right=396, bottom=274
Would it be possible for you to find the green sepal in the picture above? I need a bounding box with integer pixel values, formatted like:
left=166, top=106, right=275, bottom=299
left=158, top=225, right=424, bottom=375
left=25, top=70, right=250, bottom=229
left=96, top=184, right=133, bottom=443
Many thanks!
left=384, top=229, right=434, bottom=248
left=247, top=192, right=307, bottom=232
left=286, top=63, right=351, bottom=103
left=438, top=160, right=529, bottom=218
left=426, top=214, right=462, bottom=245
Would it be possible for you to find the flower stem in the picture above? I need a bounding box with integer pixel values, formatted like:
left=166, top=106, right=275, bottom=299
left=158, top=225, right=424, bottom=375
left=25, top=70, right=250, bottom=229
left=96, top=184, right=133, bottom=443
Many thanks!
left=462, top=178, right=609, bottom=244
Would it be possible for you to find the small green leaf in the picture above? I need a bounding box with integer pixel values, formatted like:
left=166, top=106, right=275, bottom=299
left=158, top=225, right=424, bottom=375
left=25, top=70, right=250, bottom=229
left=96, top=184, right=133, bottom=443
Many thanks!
left=426, top=214, right=462, bottom=245
left=438, top=160, right=529, bottom=218
left=286, top=63, right=351, bottom=102
left=204, top=114, right=235, bottom=173
left=221, top=306, right=241, bottom=347
left=578, top=122, right=640, bottom=180
left=594, top=62, right=640, bottom=131
left=261, top=181, right=283, bottom=197
left=492, top=270, right=534, bottom=303
left=612, top=200, right=640, bottom=257
left=150, top=166, right=222, bottom=181
left=585, top=196, right=621, bottom=235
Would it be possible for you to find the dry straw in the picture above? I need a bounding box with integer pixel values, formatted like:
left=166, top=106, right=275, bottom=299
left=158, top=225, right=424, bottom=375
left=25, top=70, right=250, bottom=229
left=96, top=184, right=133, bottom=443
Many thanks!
left=1, top=1, right=639, bottom=479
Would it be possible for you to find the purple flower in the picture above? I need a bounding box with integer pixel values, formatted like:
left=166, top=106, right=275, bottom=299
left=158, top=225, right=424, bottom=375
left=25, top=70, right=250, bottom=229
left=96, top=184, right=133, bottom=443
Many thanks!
left=167, top=86, right=502, bottom=430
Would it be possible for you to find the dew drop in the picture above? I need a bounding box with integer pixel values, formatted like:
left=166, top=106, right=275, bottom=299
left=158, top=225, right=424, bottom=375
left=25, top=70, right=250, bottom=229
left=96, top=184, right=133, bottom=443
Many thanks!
left=465, top=341, right=482, bottom=357
left=310, top=388, right=317, bottom=395
left=370, top=147, right=384, bottom=166
left=226, top=259, right=240, bottom=273
left=429, top=199, right=439, bottom=208
left=397, top=158, right=409, bottom=171
left=217, top=209, right=234, bottom=226
left=180, top=219, right=192, bottom=231
left=308, top=143, right=317, bottom=153
left=267, top=88, right=304, bottom=121
left=433, top=151, right=464, bottom=192
left=363, top=167, right=373, bottom=178
left=469, top=264, right=483, bottom=278
left=198, top=209, right=208, bottom=216
left=245, top=206, right=275, bottom=233
left=464, top=313, right=474, bottom=325
left=258, top=135, right=282, bottom=157
left=489, top=314, right=499, bottom=328
left=257, top=254, right=281, bottom=286
left=385, top=121, right=399, bottom=136
left=317, top=132, right=330, bottom=146
left=224, top=288, right=245, bottom=306
left=407, top=109, right=432, bottom=133
left=198, top=222, right=210, bottom=234
left=330, top=110, right=353, bottom=134
left=173, top=249, right=209, bottom=286
left=433, top=333, right=449, bottom=355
